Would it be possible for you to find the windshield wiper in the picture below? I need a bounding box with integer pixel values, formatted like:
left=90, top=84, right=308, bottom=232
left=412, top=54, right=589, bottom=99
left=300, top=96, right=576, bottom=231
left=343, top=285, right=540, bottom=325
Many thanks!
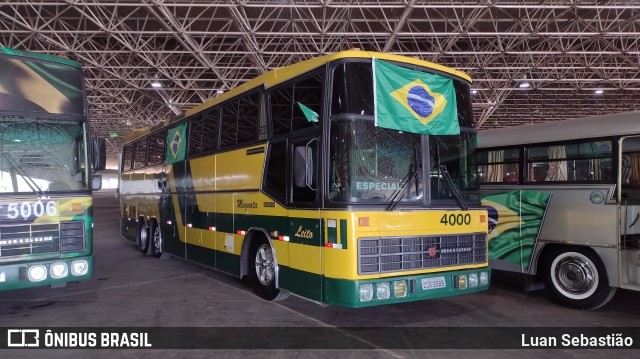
left=1, top=152, right=46, bottom=198
left=440, top=164, right=468, bottom=210
left=386, top=169, right=419, bottom=211
left=387, top=147, right=420, bottom=211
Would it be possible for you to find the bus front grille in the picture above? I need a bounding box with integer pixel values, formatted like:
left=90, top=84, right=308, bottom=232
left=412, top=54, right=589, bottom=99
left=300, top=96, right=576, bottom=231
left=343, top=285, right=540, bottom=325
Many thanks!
left=0, top=221, right=85, bottom=258
left=0, top=223, right=61, bottom=257
left=358, top=233, right=487, bottom=274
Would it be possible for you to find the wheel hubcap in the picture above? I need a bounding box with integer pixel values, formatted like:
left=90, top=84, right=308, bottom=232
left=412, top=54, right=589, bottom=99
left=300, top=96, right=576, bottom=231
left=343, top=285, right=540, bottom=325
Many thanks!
left=254, top=244, right=275, bottom=286
left=153, top=227, right=162, bottom=252
left=554, top=256, right=595, bottom=295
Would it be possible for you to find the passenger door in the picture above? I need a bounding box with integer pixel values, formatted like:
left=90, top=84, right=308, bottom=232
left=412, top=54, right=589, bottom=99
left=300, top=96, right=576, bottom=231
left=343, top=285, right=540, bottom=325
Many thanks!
left=284, top=135, right=323, bottom=302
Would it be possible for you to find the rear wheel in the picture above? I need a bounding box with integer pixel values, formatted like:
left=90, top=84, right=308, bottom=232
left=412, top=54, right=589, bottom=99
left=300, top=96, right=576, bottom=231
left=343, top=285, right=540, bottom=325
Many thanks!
left=249, top=237, right=289, bottom=301
left=137, top=219, right=151, bottom=255
left=543, top=246, right=616, bottom=310
left=150, top=220, right=169, bottom=259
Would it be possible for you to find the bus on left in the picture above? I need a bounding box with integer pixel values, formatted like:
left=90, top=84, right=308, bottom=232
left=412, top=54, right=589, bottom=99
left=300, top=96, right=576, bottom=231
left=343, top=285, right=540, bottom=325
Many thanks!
left=0, top=48, right=105, bottom=290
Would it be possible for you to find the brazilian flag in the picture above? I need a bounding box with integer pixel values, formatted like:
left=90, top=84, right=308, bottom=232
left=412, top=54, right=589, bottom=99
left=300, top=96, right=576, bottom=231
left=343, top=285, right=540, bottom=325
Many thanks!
left=166, top=122, right=187, bottom=164
left=481, top=190, right=552, bottom=270
left=373, top=58, right=459, bottom=135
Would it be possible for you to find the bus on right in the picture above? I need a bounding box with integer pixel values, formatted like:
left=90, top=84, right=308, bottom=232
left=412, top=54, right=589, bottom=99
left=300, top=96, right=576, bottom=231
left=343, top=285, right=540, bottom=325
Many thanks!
left=477, top=111, right=640, bottom=310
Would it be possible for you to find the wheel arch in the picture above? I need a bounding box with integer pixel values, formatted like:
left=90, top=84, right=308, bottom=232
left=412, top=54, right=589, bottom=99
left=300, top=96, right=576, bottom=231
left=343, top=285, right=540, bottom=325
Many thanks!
left=241, top=227, right=281, bottom=288
left=541, top=243, right=617, bottom=309
left=535, top=243, right=618, bottom=287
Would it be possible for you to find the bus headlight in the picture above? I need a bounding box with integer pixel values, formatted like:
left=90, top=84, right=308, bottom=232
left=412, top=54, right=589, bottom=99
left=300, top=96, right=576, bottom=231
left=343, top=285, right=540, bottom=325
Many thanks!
left=393, top=280, right=407, bottom=298
left=457, top=274, right=467, bottom=290
left=376, top=282, right=390, bottom=300
left=70, top=260, right=89, bottom=276
left=480, top=272, right=489, bottom=286
left=359, top=283, right=374, bottom=302
left=50, top=262, right=69, bottom=279
left=468, top=273, right=478, bottom=288
left=28, top=265, right=48, bottom=282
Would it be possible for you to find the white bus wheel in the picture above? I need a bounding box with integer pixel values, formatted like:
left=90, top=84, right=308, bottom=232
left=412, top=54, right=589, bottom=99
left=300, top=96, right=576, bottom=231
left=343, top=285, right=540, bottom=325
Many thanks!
left=543, top=246, right=616, bottom=310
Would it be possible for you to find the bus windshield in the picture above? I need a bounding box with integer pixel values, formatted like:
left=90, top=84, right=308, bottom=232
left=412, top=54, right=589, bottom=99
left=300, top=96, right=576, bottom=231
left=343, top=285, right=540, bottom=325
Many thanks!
left=329, top=61, right=479, bottom=205
left=330, top=119, right=423, bottom=203
left=0, top=118, right=88, bottom=193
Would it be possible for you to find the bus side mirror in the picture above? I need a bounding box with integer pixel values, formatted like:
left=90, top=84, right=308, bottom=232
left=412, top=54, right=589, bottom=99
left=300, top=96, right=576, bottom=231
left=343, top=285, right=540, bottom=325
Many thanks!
left=92, top=136, right=106, bottom=172
left=294, top=145, right=315, bottom=189
left=92, top=174, right=103, bottom=191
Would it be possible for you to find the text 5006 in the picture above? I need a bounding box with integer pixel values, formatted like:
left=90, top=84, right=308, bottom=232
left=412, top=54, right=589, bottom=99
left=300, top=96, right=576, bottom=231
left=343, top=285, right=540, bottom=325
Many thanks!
left=5, top=201, right=58, bottom=219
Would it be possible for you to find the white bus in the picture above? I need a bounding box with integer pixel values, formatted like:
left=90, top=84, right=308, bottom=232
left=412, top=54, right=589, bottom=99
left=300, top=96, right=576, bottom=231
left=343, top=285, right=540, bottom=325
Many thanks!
left=477, top=111, right=640, bottom=309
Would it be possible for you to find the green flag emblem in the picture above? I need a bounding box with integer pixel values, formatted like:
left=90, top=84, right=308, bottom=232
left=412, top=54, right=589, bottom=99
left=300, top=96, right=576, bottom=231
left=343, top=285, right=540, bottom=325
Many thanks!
left=166, top=123, right=186, bottom=164
left=481, top=190, right=552, bottom=270
left=297, top=102, right=319, bottom=123
left=373, top=58, right=459, bottom=135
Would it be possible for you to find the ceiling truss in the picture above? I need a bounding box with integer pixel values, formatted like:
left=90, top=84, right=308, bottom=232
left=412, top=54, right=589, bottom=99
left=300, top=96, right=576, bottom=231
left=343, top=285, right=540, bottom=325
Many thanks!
left=1, top=0, right=638, bottom=168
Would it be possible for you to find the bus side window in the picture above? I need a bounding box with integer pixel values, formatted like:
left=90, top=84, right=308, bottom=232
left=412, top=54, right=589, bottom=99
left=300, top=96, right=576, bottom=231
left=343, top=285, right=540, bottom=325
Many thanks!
left=264, top=141, right=286, bottom=203
left=478, top=148, right=519, bottom=183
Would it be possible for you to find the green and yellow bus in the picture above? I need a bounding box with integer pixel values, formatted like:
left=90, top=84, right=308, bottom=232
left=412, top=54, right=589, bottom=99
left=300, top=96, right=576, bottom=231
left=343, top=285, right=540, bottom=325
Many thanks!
left=119, top=50, right=490, bottom=308
left=0, top=48, right=105, bottom=290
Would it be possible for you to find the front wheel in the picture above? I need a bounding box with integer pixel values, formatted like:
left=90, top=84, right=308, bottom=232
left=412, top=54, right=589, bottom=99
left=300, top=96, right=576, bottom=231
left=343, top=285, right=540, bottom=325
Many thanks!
left=249, top=238, right=289, bottom=301
left=543, top=246, right=616, bottom=310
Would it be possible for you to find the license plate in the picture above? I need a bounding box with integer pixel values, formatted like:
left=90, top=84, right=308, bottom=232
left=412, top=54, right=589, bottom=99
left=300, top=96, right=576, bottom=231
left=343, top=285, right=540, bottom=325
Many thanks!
left=421, top=276, right=447, bottom=290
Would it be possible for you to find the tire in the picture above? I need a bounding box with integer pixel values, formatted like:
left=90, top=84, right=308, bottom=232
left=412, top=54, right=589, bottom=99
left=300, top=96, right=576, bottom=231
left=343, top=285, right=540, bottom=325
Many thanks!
left=543, top=246, right=616, bottom=310
left=249, top=237, right=290, bottom=301
left=150, top=220, right=169, bottom=259
left=137, top=219, right=151, bottom=255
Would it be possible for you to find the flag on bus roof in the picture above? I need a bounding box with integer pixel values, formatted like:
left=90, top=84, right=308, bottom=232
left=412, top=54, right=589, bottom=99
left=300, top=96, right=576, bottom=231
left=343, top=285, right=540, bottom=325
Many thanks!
left=166, top=122, right=186, bottom=164
left=481, top=190, right=552, bottom=271
left=373, top=58, right=459, bottom=135
left=297, top=102, right=319, bottom=123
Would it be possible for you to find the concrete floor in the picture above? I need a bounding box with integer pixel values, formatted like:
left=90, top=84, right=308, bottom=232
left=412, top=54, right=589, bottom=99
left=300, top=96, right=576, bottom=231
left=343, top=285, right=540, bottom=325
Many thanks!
left=0, top=190, right=638, bottom=358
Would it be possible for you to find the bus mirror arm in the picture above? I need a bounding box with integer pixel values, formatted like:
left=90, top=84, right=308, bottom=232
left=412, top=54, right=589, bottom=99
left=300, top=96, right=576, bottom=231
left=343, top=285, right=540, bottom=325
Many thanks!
left=157, top=178, right=167, bottom=191
left=294, top=139, right=317, bottom=191
left=305, top=138, right=318, bottom=191
left=91, top=136, right=106, bottom=172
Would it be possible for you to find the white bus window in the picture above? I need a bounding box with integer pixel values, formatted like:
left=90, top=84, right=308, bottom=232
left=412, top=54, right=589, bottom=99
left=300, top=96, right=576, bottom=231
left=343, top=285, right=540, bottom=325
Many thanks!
left=477, top=148, right=519, bottom=183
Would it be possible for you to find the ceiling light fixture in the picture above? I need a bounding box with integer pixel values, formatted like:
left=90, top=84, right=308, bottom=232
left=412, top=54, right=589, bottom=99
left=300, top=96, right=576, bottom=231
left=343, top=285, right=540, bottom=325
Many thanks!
left=594, top=89, right=604, bottom=95
left=516, top=74, right=532, bottom=89
left=151, top=81, right=162, bottom=88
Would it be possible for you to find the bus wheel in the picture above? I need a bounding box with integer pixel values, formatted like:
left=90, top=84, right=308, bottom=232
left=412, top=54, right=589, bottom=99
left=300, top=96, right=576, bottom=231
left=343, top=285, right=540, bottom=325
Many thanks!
left=543, top=246, right=616, bottom=310
left=250, top=238, right=290, bottom=301
left=151, top=220, right=169, bottom=259
left=137, top=219, right=151, bottom=255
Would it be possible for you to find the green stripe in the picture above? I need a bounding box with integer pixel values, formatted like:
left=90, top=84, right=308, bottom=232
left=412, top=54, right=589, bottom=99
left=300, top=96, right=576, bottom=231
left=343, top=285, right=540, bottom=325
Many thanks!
left=323, top=269, right=491, bottom=308
left=0, top=255, right=92, bottom=291
left=339, top=219, right=348, bottom=249
left=278, top=266, right=322, bottom=302
left=185, top=243, right=240, bottom=276
left=173, top=161, right=324, bottom=246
